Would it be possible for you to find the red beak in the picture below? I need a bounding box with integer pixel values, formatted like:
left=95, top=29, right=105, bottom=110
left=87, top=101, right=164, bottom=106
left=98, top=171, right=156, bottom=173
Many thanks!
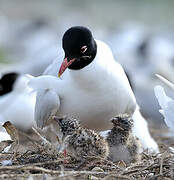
left=58, top=57, right=76, bottom=78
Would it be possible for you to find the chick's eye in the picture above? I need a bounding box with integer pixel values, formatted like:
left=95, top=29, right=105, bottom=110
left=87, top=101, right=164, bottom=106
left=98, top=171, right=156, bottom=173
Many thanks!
left=80, top=46, right=87, bottom=53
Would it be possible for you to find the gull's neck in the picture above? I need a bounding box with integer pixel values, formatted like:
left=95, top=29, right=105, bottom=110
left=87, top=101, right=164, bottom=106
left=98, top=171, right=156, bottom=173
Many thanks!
left=67, top=40, right=115, bottom=87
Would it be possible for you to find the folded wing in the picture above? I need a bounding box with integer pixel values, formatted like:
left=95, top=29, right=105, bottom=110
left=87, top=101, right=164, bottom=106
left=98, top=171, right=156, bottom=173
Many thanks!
left=35, top=89, right=60, bottom=128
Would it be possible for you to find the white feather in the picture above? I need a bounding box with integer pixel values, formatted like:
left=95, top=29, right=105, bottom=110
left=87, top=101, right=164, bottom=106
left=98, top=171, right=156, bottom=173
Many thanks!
left=154, top=85, right=174, bottom=131
left=154, top=85, right=172, bottom=109
left=28, top=75, right=61, bottom=91
left=156, top=74, right=174, bottom=90
left=35, top=89, right=60, bottom=128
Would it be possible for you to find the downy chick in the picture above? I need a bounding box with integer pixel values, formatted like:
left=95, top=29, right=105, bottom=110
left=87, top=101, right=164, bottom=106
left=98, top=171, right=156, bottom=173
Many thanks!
left=54, top=116, right=109, bottom=161
left=106, top=114, right=141, bottom=163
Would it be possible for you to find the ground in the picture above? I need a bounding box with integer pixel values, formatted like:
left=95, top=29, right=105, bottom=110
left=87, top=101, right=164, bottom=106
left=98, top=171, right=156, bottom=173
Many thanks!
left=0, top=125, right=174, bottom=180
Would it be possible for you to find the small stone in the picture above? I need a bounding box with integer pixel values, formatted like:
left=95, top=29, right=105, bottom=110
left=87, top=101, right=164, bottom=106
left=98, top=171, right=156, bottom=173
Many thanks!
left=148, top=173, right=154, bottom=178
left=1, top=160, right=12, bottom=166
left=91, top=167, right=104, bottom=172
left=117, top=160, right=127, bottom=168
left=88, top=175, right=99, bottom=180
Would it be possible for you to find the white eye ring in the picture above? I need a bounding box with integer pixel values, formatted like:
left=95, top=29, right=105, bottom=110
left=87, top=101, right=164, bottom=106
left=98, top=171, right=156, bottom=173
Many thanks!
left=81, top=46, right=88, bottom=53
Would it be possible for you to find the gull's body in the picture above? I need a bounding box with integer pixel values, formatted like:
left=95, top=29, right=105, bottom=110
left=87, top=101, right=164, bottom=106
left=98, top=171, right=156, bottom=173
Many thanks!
left=30, top=40, right=136, bottom=130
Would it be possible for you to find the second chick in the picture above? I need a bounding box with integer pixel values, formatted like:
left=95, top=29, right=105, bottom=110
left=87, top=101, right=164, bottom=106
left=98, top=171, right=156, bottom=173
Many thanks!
left=106, top=114, right=142, bottom=164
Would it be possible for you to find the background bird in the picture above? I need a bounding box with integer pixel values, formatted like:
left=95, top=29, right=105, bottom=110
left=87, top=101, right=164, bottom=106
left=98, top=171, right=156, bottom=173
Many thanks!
left=0, top=72, right=35, bottom=131
left=154, top=75, right=174, bottom=132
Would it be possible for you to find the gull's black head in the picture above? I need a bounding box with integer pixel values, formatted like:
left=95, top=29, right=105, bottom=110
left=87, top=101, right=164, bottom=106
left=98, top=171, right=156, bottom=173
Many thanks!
left=0, top=72, right=19, bottom=96
left=62, top=26, right=97, bottom=70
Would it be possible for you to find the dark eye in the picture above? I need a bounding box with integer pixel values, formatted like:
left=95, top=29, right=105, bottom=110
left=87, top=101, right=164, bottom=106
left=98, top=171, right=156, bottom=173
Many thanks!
left=80, top=46, right=88, bottom=53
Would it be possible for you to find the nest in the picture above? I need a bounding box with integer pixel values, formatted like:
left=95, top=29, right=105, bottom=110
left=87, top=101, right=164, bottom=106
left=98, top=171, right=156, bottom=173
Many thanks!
left=0, top=150, right=174, bottom=180
left=0, top=125, right=174, bottom=180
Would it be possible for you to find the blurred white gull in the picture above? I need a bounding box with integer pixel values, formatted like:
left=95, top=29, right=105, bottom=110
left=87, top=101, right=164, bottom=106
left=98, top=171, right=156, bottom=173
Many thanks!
left=29, top=26, right=158, bottom=153
left=154, top=86, right=174, bottom=131
left=146, top=36, right=174, bottom=81
left=108, top=23, right=147, bottom=73
left=154, top=74, right=174, bottom=131
left=0, top=72, right=35, bottom=131
left=126, top=33, right=174, bottom=124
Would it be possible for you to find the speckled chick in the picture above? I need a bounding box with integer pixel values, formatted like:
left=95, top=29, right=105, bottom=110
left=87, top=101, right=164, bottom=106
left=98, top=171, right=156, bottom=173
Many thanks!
left=106, top=114, right=141, bottom=163
left=54, top=116, right=109, bottom=161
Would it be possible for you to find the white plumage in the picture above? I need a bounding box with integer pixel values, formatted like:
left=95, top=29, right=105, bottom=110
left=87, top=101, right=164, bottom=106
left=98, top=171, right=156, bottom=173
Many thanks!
left=0, top=75, right=36, bottom=131
left=35, top=89, right=60, bottom=128
left=29, top=40, right=136, bottom=130
left=154, top=75, right=174, bottom=131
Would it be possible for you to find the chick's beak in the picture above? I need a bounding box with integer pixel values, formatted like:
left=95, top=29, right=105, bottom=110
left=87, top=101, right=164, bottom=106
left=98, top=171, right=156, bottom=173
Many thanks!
left=58, top=57, right=76, bottom=78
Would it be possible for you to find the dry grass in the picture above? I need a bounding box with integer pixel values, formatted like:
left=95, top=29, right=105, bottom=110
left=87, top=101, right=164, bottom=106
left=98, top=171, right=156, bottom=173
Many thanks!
left=0, top=126, right=174, bottom=180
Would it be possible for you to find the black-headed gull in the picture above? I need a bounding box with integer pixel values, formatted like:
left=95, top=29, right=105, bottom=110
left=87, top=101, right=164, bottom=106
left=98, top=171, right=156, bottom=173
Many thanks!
left=29, top=26, right=158, bottom=152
